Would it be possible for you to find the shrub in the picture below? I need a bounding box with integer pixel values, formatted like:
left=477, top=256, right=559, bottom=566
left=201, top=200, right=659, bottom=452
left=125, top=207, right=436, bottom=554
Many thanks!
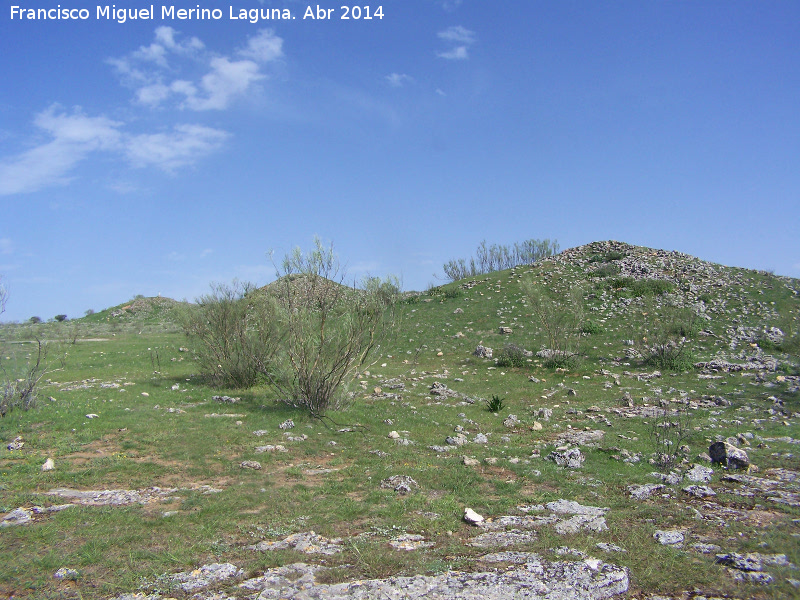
left=54, top=314, right=67, bottom=322
left=633, top=300, right=699, bottom=373
left=606, top=277, right=673, bottom=298
left=587, top=264, right=621, bottom=278
left=443, top=238, right=559, bottom=281
left=496, top=344, right=526, bottom=368
left=443, top=288, right=462, bottom=300
left=29, top=316, right=41, bottom=324
left=485, top=394, right=505, bottom=412
left=649, top=404, right=694, bottom=470
left=180, top=281, right=279, bottom=388
left=581, top=320, right=603, bottom=335
left=263, top=239, right=400, bottom=417
left=522, top=279, right=585, bottom=369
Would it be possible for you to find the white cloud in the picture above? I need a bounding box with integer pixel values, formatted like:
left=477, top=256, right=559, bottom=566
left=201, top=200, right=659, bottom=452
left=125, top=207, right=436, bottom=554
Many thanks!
left=0, top=106, right=123, bottom=195
left=438, top=25, right=475, bottom=45
left=127, top=124, right=229, bottom=171
left=0, top=238, right=13, bottom=255
left=437, top=25, right=476, bottom=60
left=436, top=88, right=447, bottom=96
left=239, top=29, right=283, bottom=63
left=167, top=251, right=186, bottom=261
left=385, top=73, right=414, bottom=88
left=181, top=57, right=264, bottom=111
left=110, top=27, right=281, bottom=110
left=437, top=46, right=469, bottom=60
left=199, top=249, right=213, bottom=258
left=0, top=106, right=229, bottom=195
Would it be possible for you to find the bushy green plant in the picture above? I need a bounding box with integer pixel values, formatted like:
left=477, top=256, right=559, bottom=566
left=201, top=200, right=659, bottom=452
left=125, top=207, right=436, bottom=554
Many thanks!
left=179, top=280, right=279, bottom=388
left=581, top=320, right=603, bottom=335
left=485, top=394, right=505, bottom=412
left=633, top=300, right=698, bottom=373
left=264, top=239, right=400, bottom=417
left=443, top=238, right=559, bottom=281
left=606, top=277, right=673, bottom=298
left=495, top=344, right=526, bottom=368
left=522, top=279, right=585, bottom=369
left=587, top=264, right=621, bottom=278
left=443, top=288, right=462, bottom=300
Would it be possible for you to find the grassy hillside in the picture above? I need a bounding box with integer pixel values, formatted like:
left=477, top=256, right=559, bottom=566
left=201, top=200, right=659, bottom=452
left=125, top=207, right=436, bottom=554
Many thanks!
left=1, top=241, right=798, bottom=599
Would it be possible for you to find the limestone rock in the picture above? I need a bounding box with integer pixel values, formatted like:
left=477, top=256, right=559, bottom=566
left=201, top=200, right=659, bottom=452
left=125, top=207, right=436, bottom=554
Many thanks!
left=546, top=447, right=585, bottom=469
left=684, top=464, right=713, bottom=482
left=653, top=530, right=684, bottom=546
left=464, top=507, right=484, bottom=525
left=42, top=458, right=55, bottom=471
left=709, top=441, right=749, bottom=469
left=240, top=460, right=262, bottom=470
left=473, top=345, right=493, bottom=359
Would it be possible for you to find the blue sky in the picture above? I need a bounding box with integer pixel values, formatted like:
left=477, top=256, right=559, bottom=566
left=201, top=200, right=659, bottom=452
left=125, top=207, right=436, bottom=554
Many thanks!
left=1, top=1, right=798, bottom=322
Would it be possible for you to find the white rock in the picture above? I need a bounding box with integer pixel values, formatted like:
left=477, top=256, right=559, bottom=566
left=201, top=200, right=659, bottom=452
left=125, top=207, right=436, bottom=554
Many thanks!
left=464, top=507, right=484, bottom=525
left=85, top=414, right=99, bottom=419
left=42, top=458, right=55, bottom=472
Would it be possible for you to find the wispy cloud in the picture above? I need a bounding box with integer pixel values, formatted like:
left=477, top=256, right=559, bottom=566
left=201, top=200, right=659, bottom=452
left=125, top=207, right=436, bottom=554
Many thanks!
left=0, top=238, right=13, bottom=255
left=437, top=25, right=476, bottom=60
left=199, top=249, right=213, bottom=258
left=127, top=124, right=229, bottom=171
left=385, top=73, right=414, bottom=88
left=110, top=27, right=283, bottom=111
left=0, top=106, right=228, bottom=195
left=0, top=106, right=122, bottom=195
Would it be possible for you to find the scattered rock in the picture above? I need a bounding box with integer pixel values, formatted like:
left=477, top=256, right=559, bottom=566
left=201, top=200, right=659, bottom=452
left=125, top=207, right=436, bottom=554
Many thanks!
left=165, top=562, right=243, bottom=592
left=380, top=475, right=418, bottom=494
left=250, top=532, right=343, bottom=555
left=468, top=529, right=537, bottom=547
left=462, top=456, right=480, bottom=466
left=683, top=485, right=716, bottom=498
left=279, top=419, right=295, bottom=430
left=1, top=507, right=33, bottom=527
left=473, top=345, right=493, bottom=359
left=255, top=445, right=287, bottom=453
left=389, top=534, right=435, bottom=551
left=628, top=484, right=665, bottom=500
left=684, top=464, right=714, bottom=483
left=546, top=447, right=585, bottom=469
left=503, top=414, right=520, bottom=428
left=54, top=567, right=79, bottom=581
left=42, top=458, right=55, bottom=472
left=240, top=461, right=262, bottom=470
left=85, top=413, right=99, bottom=419
left=213, top=395, right=240, bottom=404
left=464, top=507, right=484, bottom=525
left=709, top=441, right=749, bottom=469
left=6, top=436, right=24, bottom=451
left=653, top=530, right=684, bottom=546
left=499, top=326, right=513, bottom=335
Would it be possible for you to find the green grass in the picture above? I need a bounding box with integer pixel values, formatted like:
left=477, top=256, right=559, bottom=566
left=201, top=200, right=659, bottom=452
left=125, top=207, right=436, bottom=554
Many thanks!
left=1, top=241, right=799, bottom=599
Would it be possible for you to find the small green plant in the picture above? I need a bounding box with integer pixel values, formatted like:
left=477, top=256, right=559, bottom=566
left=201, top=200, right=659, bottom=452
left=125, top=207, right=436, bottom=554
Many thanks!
left=649, top=404, right=694, bottom=470
left=580, top=320, right=604, bottom=335
left=485, top=394, right=505, bottom=412
left=587, top=264, right=621, bottom=278
left=495, top=344, right=526, bottom=368
left=606, top=277, right=673, bottom=298
left=443, top=288, right=462, bottom=300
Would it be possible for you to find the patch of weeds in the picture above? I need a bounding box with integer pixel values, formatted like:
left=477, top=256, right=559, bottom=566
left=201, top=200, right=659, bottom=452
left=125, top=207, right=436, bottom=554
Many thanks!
left=580, top=320, right=603, bottom=335
left=495, top=344, right=526, bottom=368
left=587, top=264, right=621, bottom=278
left=402, top=295, right=420, bottom=305
left=648, top=404, right=693, bottom=470
left=606, top=277, right=673, bottom=298
left=443, top=288, right=462, bottom=300
left=485, top=394, right=505, bottom=412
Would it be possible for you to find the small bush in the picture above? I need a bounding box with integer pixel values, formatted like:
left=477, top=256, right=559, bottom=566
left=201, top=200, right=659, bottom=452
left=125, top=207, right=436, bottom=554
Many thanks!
left=485, top=394, right=505, bottom=412
left=402, top=295, right=420, bottom=305
left=496, top=344, right=526, bottom=368
left=607, top=277, right=673, bottom=298
left=588, top=264, right=621, bottom=278
left=581, top=320, right=604, bottom=335
left=54, top=314, right=67, bottom=322
left=443, top=288, right=462, bottom=300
